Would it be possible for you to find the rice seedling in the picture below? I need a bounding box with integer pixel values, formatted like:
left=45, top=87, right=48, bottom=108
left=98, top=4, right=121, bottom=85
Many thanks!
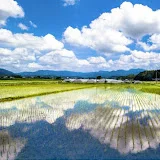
left=63, top=88, right=160, bottom=154
left=0, top=86, right=160, bottom=157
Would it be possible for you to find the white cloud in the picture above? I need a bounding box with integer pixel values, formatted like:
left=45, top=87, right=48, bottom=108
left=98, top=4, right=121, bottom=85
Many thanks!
left=107, top=50, right=160, bottom=71
left=0, top=48, right=37, bottom=71
left=91, top=1, right=160, bottom=39
left=39, top=49, right=76, bottom=65
left=0, top=29, right=159, bottom=72
left=87, top=56, right=106, bottom=64
left=0, top=1, right=160, bottom=72
left=36, top=53, right=110, bottom=72
left=64, top=26, right=132, bottom=54
left=26, top=49, right=110, bottom=72
left=138, top=33, right=160, bottom=51
left=63, top=0, right=79, bottom=6
left=0, top=29, right=92, bottom=72
left=0, top=29, right=64, bottom=51
left=0, top=0, right=24, bottom=26
left=115, top=2, right=160, bottom=39
left=63, top=1, right=160, bottom=56
left=0, top=29, right=65, bottom=72
left=28, top=62, right=43, bottom=70
left=18, top=23, right=28, bottom=30
left=37, top=49, right=91, bottom=71
left=0, top=40, right=159, bottom=72
left=29, top=21, right=37, bottom=28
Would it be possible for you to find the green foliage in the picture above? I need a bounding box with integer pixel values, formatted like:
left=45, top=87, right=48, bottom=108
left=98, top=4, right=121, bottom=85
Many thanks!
left=135, top=70, right=160, bottom=81
left=96, top=76, right=102, bottom=79
left=0, top=80, right=94, bottom=102
left=117, top=74, right=135, bottom=80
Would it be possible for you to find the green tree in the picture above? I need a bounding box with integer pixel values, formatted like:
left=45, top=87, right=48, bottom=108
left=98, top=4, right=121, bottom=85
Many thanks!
left=96, top=76, right=102, bottom=79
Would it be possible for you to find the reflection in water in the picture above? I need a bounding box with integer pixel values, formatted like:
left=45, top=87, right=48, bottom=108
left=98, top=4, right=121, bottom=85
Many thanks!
left=0, top=88, right=98, bottom=128
left=0, top=88, right=159, bottom=159
left=0, top=88, right=98, bottom=159
left=0, top=130, right=26, bottom=160
left=66, top=90, right=160, bottom=154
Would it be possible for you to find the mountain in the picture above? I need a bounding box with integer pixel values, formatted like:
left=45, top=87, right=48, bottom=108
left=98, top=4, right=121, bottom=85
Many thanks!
left=134, top=70, right=160, bottom=81
left=19, top=69, right=144, bottom=78
left=0, top=68, right=15, bottom=77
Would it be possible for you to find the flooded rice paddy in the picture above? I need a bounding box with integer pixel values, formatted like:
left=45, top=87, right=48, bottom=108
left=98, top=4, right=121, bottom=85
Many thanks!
left=0, top=87, right=160, bottom=159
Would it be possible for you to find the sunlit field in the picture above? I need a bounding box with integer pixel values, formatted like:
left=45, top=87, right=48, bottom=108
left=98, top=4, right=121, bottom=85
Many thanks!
left=0, top=80, right=159, bottom=102
left=0, top=80, right=94, bottom=102
left=0, top=80, right=160, bottom=159
left=0, top=87, right=160, bottom=159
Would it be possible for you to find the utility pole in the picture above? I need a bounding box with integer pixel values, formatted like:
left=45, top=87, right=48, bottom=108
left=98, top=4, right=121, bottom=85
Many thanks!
left=156, top=69, right=158, bottom=84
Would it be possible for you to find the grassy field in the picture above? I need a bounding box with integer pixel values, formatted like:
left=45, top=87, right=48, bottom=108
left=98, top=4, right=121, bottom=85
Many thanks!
left=0, top=79, right=95, bottom=102
left=0, top=79, right=159, bottom=102
left=103, top=82, right=160, bottom=95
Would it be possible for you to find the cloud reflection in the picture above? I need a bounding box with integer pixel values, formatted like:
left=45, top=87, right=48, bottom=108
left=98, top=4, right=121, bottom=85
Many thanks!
left=66, top=90, right=160, bottom=154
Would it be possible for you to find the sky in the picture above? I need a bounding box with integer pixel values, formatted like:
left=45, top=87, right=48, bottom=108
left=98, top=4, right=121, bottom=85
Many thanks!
left=0, top=0, right=160, bottom=72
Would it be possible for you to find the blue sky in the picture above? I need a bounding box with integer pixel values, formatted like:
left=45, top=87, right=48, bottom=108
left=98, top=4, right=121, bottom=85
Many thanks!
left=8, top=0, right=159, bottom=38
left=0, top=0, right=160, bottom=72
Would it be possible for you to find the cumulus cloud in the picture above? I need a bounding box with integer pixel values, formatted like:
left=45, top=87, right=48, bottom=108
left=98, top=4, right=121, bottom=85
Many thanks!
left=87, top=57, right=106, bottom=64
left=28, top=54, right=110, bottom=72
left=0, top=48, right=37, bottom=71
left=0, top=29, right=159, bottom=72
left=63, top=1, right=160, bottom=55
left=0, top=0, right=24, bottom=26
left=63, top=0, right=79, bottom=6
left=37, top=52, right=110, bottom=72
left=138, top=34, right=160, bottom=51
left=0, top=1, right=159, bottom=72
left=28, top=62, right=43, bottom=70
left=64, top=26, right=132, bottom=54
left=108, top=50, right=160, bottom=70
left=0, top=29, right=64, bottom=51
left=37, top=49, right=91, bottom=71
left=0, top=29, right=106, bottom=72
left=115, top=2, right=160, bottom=39
left=18, top=23, right=28, bottom=30
left=0, top=29, right=64, bottom=71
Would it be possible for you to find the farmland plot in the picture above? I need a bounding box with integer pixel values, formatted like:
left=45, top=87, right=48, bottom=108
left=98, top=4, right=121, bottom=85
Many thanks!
left=0, top=87, right=160, bottom=159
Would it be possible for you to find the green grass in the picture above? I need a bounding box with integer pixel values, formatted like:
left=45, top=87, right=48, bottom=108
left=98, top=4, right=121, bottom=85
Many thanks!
left=100, top=83, right=160, bottom=95
left=0, top=79, right=60, bottom=85
left=0, top=79, right=159, bottom=102
left=0, top=80, right=94, bottom=102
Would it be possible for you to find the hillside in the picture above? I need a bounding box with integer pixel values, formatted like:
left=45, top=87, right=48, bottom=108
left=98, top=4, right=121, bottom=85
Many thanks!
left=19, top=69, right=144, bottom=78
left=0, top=68, right=15, bottom=77
left=134, top=70, right=160, bottom=81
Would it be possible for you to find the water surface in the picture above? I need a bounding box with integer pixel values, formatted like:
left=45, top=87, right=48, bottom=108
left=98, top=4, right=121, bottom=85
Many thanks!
left=0, top=87, right=160, bottom=159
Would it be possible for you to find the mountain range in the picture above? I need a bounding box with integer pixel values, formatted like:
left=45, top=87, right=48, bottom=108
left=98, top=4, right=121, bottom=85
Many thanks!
left=3, top=68, right=160, bottom=80
left=0, top=68, right=16, bottom=77
left=18, top=69, right=144, bottom=78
